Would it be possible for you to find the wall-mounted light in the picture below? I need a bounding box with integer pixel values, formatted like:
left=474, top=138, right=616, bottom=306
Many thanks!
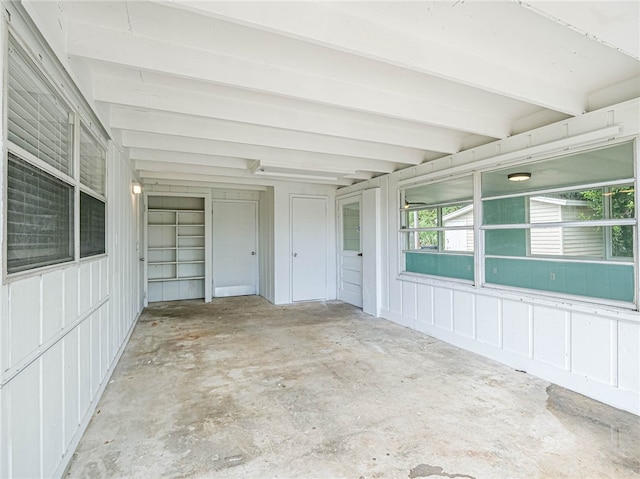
left=132, top=182, right=142, bottom=194
left=507, top=172, right=531, bottom=182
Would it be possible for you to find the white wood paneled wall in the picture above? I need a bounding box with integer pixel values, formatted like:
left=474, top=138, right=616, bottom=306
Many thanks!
left=338, top=99, right=640, bottom=415
left=0, top=145, right=142, bottom=478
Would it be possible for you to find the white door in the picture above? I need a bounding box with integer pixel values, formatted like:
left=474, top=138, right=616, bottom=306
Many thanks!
left=212, top=201, right=258, bottom=297
left=338, top=197, right=363, bottom=308
left=291, top=196, right=327, bottom=301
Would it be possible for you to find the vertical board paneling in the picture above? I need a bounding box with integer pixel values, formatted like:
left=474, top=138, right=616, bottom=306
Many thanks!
left=79, top=263, right=92, bottom=315
left=91, top=312, right=101, bottom=399
left=77, top=320, right=91, bottom=424
left=100, top=306, right=109, bottom=378
left=416, top=284, right=433, bottom=326
left=42, top=342, right=64, bottom=476
left=100, top=257, right=109, bottom=300
left=434, top=287, right=453, bottom=331
left=401, top=281, right=417, bottom=320
left=42, top=270, right=64, bottom=344
left=502, top=300, right=530, bottom=356
left=453, top=290, right=474, bottom=338
left=9, top=361, right=40, bottom=478
left=9, top=276, right=41, bottom=367
left=91, top=261, right=101, bottom=306
left=618, top=321, right=640, bottom=393
left=0, top=388, right=7, bottom=478
left=475, top=295, right=500, bottom=346
left=533, top=306, right=568, bottom=369
left=63, top=329, right=79, bottom=446
left=64, top=268, right=79, bottom=327
left=571, top=313, right=612, bottom=384
left=1, top=288, right=9, bottom=373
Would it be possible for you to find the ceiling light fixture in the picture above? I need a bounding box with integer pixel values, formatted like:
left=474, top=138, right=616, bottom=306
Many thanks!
left=508, top=172, right=531, bottom=182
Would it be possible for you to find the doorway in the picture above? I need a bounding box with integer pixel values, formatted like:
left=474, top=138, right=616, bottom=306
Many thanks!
left=212, top=201, right=258, bottom=297
left=291, top=196, right=327, bottom=301
left=338, top=197, right=363, bottom=308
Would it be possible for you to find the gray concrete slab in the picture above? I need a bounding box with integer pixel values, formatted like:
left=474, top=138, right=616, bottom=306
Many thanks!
left=67, top=297, right=640, bottom=478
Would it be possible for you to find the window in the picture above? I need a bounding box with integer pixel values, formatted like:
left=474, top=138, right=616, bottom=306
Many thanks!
left=6, top=154, right=74, bottom=273
left=400, top=175, right=474, bottom=281
left=4, top=34, right=108, bottom=275
left=79, top=123, right=107, bottom=257
left=80, top=192, right=106, bottom=257
left=482, top=142, right=635, bottom=303
left=342, top=201, right=360, bottom=251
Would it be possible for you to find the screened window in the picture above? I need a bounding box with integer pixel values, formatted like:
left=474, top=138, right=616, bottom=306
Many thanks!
left=5, top=33, right=108, bottom=275
left=80, top=192, right=106, bottom=257
left=401, top=175, right=474, bottom=281
left=7, top=37, right=73, bottom=176
left=342, top=201, right=360, bottom=251
left=80, top=124, right=106, bottom=195
left=482, top=142, right=635, bottom=303
left=6, top=154, right=74, bottom=273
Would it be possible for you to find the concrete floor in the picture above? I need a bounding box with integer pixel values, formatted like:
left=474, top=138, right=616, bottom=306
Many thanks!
left=67, top=296, right=640, bottom=479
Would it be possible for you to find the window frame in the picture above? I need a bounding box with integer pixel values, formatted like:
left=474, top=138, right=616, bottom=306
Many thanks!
left=398, top=139, right=638, bottom=309
left=3, top=27, right=109, bottom=281
left=399, top=174, right=475, bottom=283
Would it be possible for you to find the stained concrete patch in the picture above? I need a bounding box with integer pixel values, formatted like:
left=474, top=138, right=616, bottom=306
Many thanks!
left=67, top=297, right=640, bottom=478
left=408, top=464, right=475, bottom=479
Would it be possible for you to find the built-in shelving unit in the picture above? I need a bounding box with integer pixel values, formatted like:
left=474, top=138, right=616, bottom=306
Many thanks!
left=146, top=196, right=207, bottom=302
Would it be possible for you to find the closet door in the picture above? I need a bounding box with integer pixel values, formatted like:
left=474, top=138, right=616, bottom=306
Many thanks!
left=212, top=201, right=258, bottom=297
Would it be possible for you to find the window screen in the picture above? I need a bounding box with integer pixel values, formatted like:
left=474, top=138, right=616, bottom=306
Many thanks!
left=80, top=124, right=106, bottom=195
left=80, top=192, right=106, bottom=257
left=7, top=154, right=74, bottom=273
left=7, top=36, right=73, bottom=176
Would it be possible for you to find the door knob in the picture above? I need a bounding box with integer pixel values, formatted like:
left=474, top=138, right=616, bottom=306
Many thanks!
left=251, top=251, right=256, bottom=255
left=357, top=253, right=363, bottom=257
left=293, top=253, right=298, bottom=257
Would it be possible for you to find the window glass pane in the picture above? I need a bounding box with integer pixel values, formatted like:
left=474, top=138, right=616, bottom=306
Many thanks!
left=342, top=202, right=360, bottom=251
left=404, top=175, right=473, bottom=206
left=404, top=231, right=438, bottom=251
left=404, top=208, right=438, bottom=229
left=612, top=225, right=634, bottom=258
left=444, top=229, right=474, bottom=252
left=7, top=36, right=73, bottom=176
left=482, top=142, right=634, bottom=197
left=80, top=192, right=106, bottom=257
left=80, top=124, right=106, bottom=195
left=607, top=185, right=635, bottom=220
left=7, top=154, right=73, bottom=273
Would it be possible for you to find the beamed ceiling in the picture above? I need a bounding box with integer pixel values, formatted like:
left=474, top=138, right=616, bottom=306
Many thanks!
left=24, top=1, right=640, bottom=188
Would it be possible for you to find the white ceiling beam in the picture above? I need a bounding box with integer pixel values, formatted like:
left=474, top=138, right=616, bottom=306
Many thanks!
left=153, top=0, right=587, bottom=115
left=94, top=74, right=462, bottom=153
left=121, top=131, right=403, bottom=174
left=66, top=20, right=510, bottom=137
left=139, top=170, right=351, bottom=187
left=128, top=149, right=251, bottom=170
left=110, top=107, right=427, bottom=164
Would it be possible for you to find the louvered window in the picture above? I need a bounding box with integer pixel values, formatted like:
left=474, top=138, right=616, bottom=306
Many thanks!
left=7, top=36, right=73, bottom=175
left=6, top=154, right=74, bottom=273
left=80, top=124, right=106, bottom=195
left=80, top=192, right=106, bottom=257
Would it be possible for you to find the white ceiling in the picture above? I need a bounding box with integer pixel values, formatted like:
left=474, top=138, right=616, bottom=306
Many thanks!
left=26, top=0, right=640, bottom=188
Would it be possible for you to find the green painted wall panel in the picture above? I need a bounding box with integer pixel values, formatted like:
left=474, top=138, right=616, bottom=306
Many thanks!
left=406, top=253, right=474, bottom=281
left=483, top=197, right=526, bottom=225
left=485, top=257, right=634, bottom=302
left=485, top=229, right=527, bottom=256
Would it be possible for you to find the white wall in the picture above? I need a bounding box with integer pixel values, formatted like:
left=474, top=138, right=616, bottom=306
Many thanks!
left=0, top=5, right=143, bottom=477
left=145, top=182, right=337, bottom=305
left=338, top=98, right=640, bottom=415
left=0, top=145, right=142, bottom=479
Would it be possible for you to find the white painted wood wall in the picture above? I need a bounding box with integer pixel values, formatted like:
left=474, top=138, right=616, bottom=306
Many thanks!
left=338, top=99, right=640, bottom=415
left=145, top=182, right=337, bottom=305
left=0, top=144, right=143, bottom=478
